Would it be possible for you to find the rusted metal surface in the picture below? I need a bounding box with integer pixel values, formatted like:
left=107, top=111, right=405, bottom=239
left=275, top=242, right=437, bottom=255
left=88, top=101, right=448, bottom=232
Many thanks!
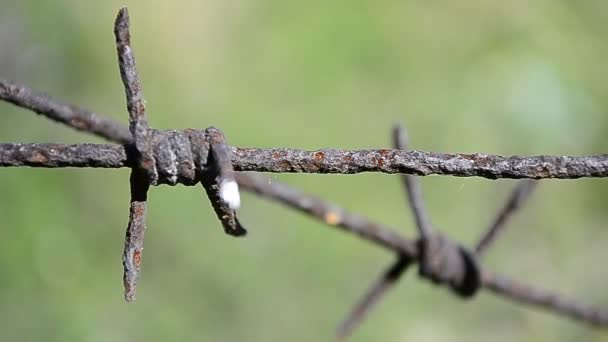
left=114, top=7, right=156, bottom=185
left=3, top=143, right=608, bottom=180
left=202, top=127, right=246, bottom=237
left=233, top=147, right=608, bottom=179
left=0, top=143, right=128, bottom=168
left=200, top=177, right=247, bottom=237
left=123, top=170, right=149, bottom=302
left=114, top=7, right=154, bottom=301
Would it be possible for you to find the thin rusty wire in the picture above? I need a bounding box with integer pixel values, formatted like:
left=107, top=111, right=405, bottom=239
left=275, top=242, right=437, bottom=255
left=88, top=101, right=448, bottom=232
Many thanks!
left=0, top=6, right=607, bottom=340
left=4, top=142, right=608, bottom=180
left=475, top=180, right=538, bottom=257
left=114, top=7, right=153, bottom=302
left=236, top=174, right=608, bottom=328
left=336, top=256, right=412, bottom=341
left=393, top=123, right=434, bottom=239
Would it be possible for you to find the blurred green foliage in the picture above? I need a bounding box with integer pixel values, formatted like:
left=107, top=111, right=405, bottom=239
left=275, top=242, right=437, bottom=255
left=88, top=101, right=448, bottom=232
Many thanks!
left=1, top=0, right=608, bottom=340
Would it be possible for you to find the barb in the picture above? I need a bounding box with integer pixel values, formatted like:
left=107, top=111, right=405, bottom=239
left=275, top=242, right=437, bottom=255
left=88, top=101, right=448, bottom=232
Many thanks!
left=475, top=180, right=538, bottom=257
left=236, top=173, right=608, bottom=327
left=390, top=124, right=479, bottom=297
left=123, top=169, right=149, bottom=302
left=115, top=7, right=156, bottom=184
left=202, top=127, right=246, bottom=236
left=114, top=7, right=153, bottom=301
left=336, top=257, right=411, bottom=341
left=392, top=123, right=433, bottom=238
left=336, top=123, right=429, bottom=340
left=206, top=127, right=242, bottom=210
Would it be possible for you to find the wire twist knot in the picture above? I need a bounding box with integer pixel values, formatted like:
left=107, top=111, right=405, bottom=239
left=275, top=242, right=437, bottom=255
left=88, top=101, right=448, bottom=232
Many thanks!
left=418, top=234, right=481, bottom=297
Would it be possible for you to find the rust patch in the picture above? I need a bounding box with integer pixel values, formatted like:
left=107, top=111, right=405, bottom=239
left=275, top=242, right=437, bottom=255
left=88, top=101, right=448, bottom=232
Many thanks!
left=272, top=150, right=287, bottom=159
left=303, top=160, right=320, bottom=171
left=314, top=151, right=326, bottom=161
left=133, top=249, right=142, bottom=267
left=471, top=154, right=491, bottom=168
left=376, top=157, right=384, bottom=167
left=69, top=116, right=88, bottom=130
left=235, top=147, right=255, bottom=155
left=460, top=153, right=478, bottom=161
left=133, top=204, right=145, bottom=216
left=324, top=212, right=341, bottom=225
left=342, top=155, right=353, bottom=162
left=31, top=151, right=48, bottom=164
left=272, top=151, right=280, bottom=158
left=535, top=165, right=551, bottom=178
left=379, top=149, right=391, bottom=157
left=279, top=160, right=292, bottom=170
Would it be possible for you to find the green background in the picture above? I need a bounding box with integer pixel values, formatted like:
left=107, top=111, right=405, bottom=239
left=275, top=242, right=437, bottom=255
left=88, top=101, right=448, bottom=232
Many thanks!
left=1, top=0, right=608, bottom=341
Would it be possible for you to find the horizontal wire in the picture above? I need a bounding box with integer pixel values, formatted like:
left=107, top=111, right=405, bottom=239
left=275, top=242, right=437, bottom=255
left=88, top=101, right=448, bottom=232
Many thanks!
left=2, top=142, right=608, bottom=180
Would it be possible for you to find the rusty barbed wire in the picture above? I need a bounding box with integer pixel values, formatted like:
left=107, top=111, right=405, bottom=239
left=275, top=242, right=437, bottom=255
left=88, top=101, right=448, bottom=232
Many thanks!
left=0, top=6, right=607, bottom=340
left=3, top=82, right=608, bottom=179
left=337, top=125, right=544, bottom=339
left=392, top=123, right=481, bottom=298
left=338, top=122, right=480, bottom=340
left=3, top=142, right=608, bottom=179
left=237, top=174, right=608, bottom=328
left=114, top=8, right=152, bottom=301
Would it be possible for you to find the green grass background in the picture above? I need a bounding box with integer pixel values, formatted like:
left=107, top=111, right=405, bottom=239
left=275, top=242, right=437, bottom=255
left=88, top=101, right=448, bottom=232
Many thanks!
left=1, top=0, right=608, bottom=341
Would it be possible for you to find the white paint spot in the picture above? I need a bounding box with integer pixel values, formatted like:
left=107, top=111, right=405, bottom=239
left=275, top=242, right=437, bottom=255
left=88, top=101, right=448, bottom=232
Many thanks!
left=220, top=179, right=241, bottom=209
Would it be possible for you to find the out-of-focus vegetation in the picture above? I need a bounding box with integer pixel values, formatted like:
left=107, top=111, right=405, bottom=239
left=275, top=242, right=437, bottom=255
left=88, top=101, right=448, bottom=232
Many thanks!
left=1, top=1, right=608, bottom=341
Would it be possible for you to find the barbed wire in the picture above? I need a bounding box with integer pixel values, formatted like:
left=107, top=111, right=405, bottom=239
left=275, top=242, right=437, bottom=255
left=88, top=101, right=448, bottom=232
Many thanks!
left=1, top=7, right=607, bottom=340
